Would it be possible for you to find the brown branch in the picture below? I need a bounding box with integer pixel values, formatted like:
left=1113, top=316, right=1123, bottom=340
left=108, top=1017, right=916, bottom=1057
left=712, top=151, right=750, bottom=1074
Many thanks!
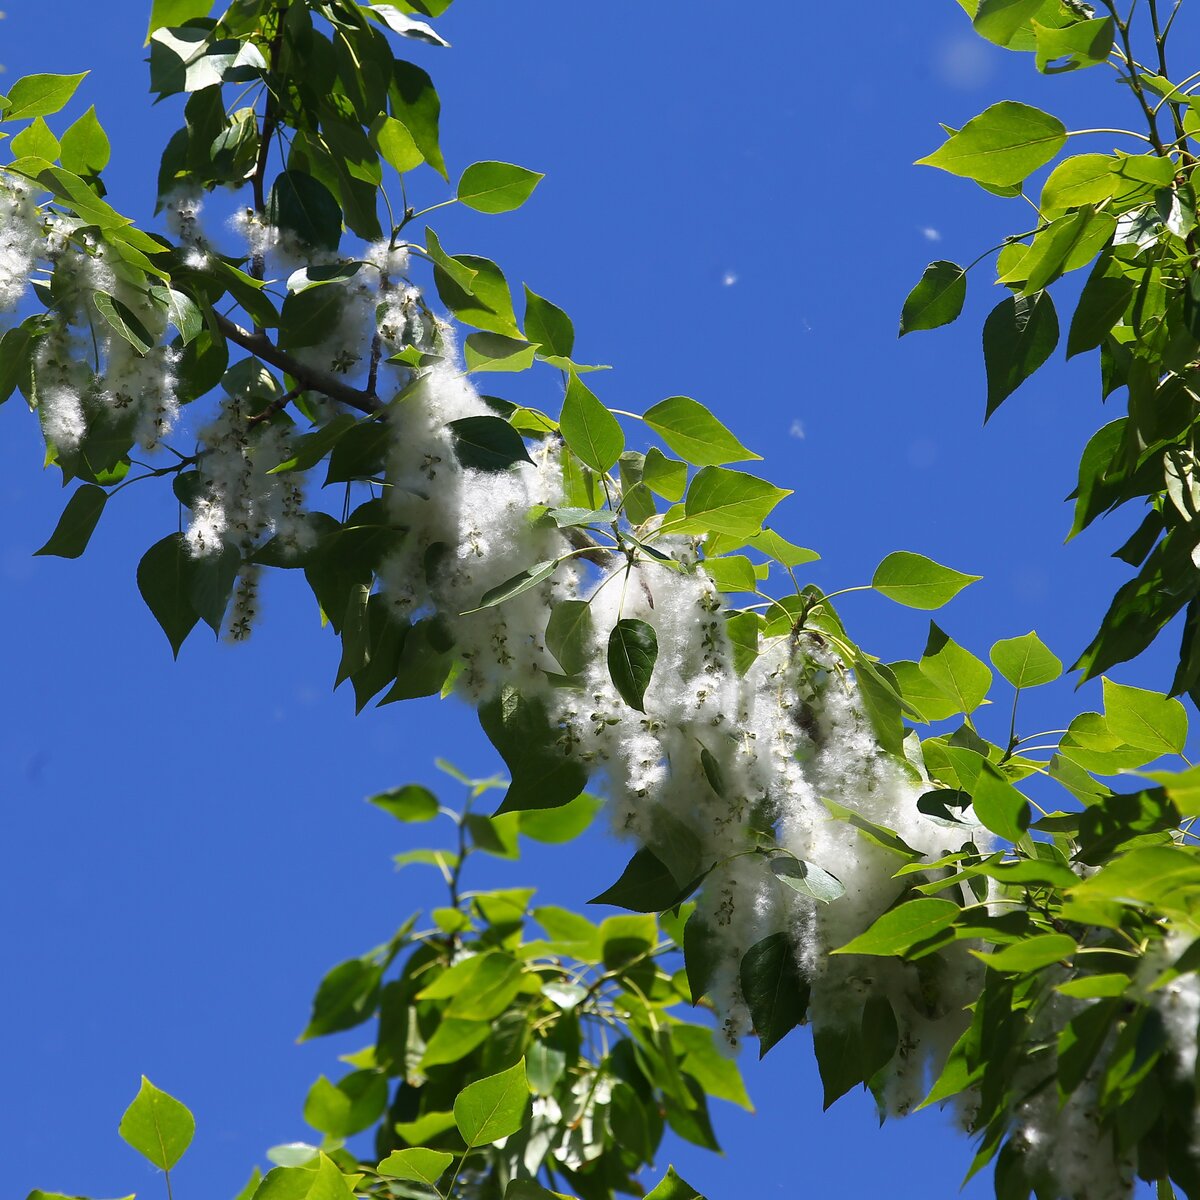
left=214, top=312, right=383, bottom=414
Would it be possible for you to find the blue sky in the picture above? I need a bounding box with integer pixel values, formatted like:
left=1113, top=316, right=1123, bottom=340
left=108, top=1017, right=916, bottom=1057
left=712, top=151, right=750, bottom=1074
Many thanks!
left=1, top=4, right=1188, bottom=1199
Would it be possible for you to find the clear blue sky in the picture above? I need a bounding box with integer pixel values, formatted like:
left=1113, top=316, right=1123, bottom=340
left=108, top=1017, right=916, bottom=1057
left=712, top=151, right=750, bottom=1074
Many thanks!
left=1, top=4, right=1185, bottom=1199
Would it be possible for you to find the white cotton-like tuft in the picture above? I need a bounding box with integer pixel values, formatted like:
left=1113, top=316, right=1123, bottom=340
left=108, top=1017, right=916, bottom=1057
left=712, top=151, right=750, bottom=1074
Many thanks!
left=0, top=177, right=42, bottom=313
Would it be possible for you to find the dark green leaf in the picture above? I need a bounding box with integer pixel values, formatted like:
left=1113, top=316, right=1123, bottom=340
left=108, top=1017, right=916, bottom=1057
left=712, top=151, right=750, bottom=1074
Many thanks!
left=34, top=484, right=106, bottom=559
left=983, top=290, right=1059, bottom=419
left=899, top=260, right=967, bottom=335
left=739, top=932, right=809, bottom=1057
left=479, top=686, right=589, bottom=814
left=300, top=957, right=383, bottom=1041
left=608, top=618, right=658, bottom=712
left=137, top=534, right=199, bottom=658
left=590, top=848, right=692, bottom=912
left=448, top=415, right=533, bottom=471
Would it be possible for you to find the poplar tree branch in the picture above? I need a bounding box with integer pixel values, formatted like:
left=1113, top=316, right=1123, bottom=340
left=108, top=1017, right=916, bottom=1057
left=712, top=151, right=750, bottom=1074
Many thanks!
left=213, top=313, right=383, bottom=414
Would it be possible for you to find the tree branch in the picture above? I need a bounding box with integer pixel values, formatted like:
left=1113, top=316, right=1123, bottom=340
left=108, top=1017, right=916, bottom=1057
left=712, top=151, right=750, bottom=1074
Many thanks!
left=214, top=313, right=383, bottom=414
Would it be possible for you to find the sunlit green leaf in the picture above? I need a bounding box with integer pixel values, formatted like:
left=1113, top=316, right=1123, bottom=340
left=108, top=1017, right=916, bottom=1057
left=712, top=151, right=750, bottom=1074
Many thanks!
left=118, top=1077, right=195, bottom=1171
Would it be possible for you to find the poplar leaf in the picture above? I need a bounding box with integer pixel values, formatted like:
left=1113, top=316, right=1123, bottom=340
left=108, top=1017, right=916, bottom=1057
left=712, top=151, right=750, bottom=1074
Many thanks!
left=560, top=372, right=623, bottom=472
left=118, top=1077, right=195, bottom=1170
left=915, top=101, right=1067, bottom=187
left=607, top=619, right=658, bottom=712
left=453, top=1059, right=530, bottom=1145
left=739, top=932, right=809, bottom=1057
left=457, top=161, right=544, bottom=213
left=990, top=631, right=1062, bottom=688
left=983, top=291, right=1059, bottom=418
left=899, top=260, right=967, bottom=335
left=35, top=484, right=107, bottom=559
left=643, top=395, right=760, bottom=465
left=833, top=899, right=959, bottom=957
left=872, top=551, right=980, bottom=609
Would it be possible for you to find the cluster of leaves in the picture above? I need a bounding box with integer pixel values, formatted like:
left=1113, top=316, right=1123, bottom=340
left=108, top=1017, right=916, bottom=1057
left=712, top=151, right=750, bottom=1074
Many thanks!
left=904, top=0, right=1200, bottom=695
left=31, top=768, right=723, bottom=1200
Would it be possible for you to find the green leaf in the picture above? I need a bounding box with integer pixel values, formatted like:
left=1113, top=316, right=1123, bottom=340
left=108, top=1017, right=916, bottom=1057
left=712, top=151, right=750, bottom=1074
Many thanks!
left=1040, top=153, right=1118, bottom=218
left=519, top=792, right=602, bottom=843
left=739, top=932, right=809, bottom=1057
left=677, top=467, right=791, bottom=539
left=990, top=631, right=1062, bottom=688
left=188, top=542, right=240, bottom=634
left=591, top=848, right=691, bottom=912
left=1067, top=251, right=1134, bottom=358
left=303, top=1072, right=388, bottom=1138
left=1102, top=677, right=1188, bottom=756
left=972, top=0, right=1044, bottom=45
left=833, top=898, right=959, bottom=957
left=453, top=1058, right=530, bottom=1146
left=644, top=1167, right=704, bottom=1200
left=523, top=286, right=574, bottom=358
left=268, top=171, right=343, bottom=252
left=433, top=252, right=521, bottom=337
left=545, top=599, right=593, bottom=675
left=769, top=854, right=845, bottom=903
left=420, top=1017, right=492, bottom=1067
left=871, top=550, right=980, bottom=609
left=457, top=161, right=544, bottom=213
left=480, top=686, right=589, bottom=814
left=921, top=623, right=993, bottom=714
left=147, top=0, right=212, bottom=36
left=369, top=114, right=423, bottom=174
left=93, top=292, right=155, bottom=355
left=975, top=933, right=1077, bottom=973
left=972, top=763, right=1031, bottom=842
left=448, top=415, right=533, bottom=471
left=560, top=372, right=623, bottom=472
left=152, top=287, right=202, bottom=346
left=390, top=60, right=447, bottom=179
left=424, top=228, right=478, bottom=293
left=35, top=484, right=107, bottom=559
left=118, top=1077, right=195, bottom=1170
left=1033, top=16, right=1114, bottom=73
left=377, top=1148, right=454, bottom=1186
left=12, top=117, right=61, bottom=162
left=464, top=333, right=537, bottom=373
left=643, top=447, right=688, bottom=501
left=915, top=101, right=1067, bottom=187
left=608, top=618, right=658, bottom=712
left=469, top=560, right=560, bottom=613
left=278, top=287, right=347, bottom=351
left=368, top=783, right=439, bottom=822
left=137, top=534, right=199, bottom=658
left=643, top=396, right=760, bottom=466
left=59, top=106, right=110, bottom=175
left=5, top=73, right=87, bottom=121
left=899, top=260, right=967, bottom=335
left=983, top=291, right=1059, bottom=419
left=300, top=957, right=383, bottom=1041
